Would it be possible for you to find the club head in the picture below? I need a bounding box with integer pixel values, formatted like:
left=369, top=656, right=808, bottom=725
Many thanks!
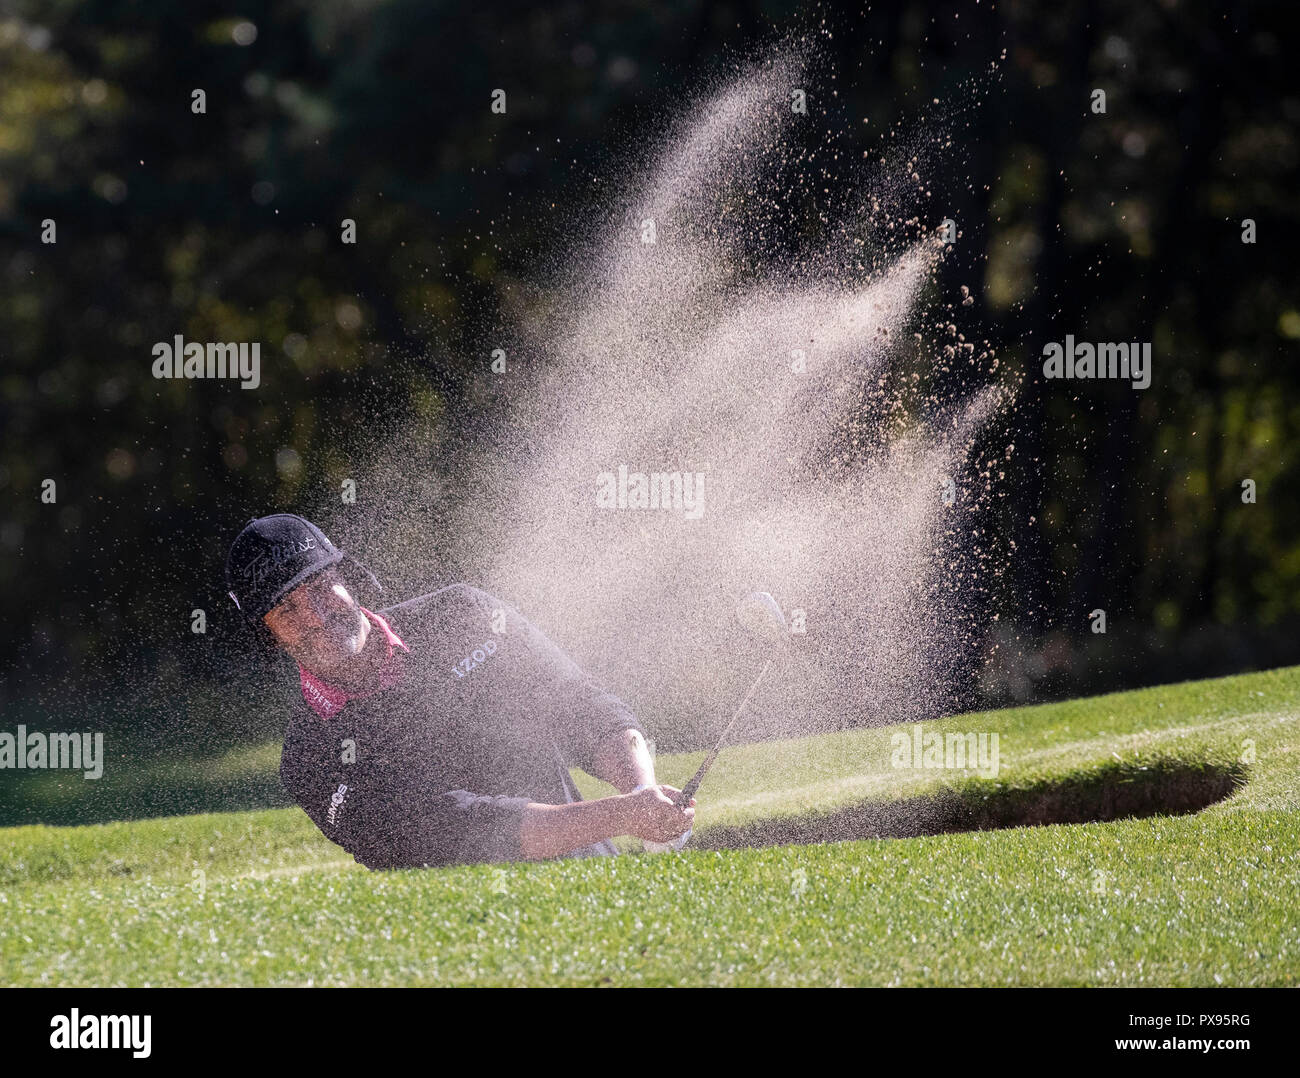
left=735, top=591, right=787, bottom=644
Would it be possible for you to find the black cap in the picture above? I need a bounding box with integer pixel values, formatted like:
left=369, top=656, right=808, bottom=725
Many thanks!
left=225, top=513, right=345, bottom=623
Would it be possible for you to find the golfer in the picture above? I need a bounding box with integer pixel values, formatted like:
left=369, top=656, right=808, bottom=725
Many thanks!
left=225, top=513, right=694, bottom=868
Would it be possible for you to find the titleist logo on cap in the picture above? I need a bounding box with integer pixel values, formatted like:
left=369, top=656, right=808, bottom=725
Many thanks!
left=242, top=534, right=322, bottom=587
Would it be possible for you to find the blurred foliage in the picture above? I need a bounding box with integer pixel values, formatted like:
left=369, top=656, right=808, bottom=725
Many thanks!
left=0, top=0, right=1297, bottom=733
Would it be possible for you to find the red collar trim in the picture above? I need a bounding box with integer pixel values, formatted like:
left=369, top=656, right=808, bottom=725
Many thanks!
left=361, top=607, right=408, bottom=653
left=298, top=608, right=409, bottom=719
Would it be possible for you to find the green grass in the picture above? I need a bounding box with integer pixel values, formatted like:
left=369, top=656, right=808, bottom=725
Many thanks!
left=3, top=666, right=1299, bottom=985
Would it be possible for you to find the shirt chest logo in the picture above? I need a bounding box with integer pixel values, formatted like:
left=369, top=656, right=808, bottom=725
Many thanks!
left=451, top=638, right=500, bottom=680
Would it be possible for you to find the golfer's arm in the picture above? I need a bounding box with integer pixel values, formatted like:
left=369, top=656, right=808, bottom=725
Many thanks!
left=590, top=727, right=656, bottom=793
left=519, top=796, right=629, bottom=860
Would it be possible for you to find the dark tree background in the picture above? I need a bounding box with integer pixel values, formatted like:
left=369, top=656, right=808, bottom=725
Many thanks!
left=1, top=1, right=1297, bottom=822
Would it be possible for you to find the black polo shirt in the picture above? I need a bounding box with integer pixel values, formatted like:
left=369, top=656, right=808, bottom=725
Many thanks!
left=279, top=583, right=644, bottom=868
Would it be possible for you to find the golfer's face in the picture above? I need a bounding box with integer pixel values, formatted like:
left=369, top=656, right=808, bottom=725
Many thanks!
left=264, top=571, right=370, bottom=670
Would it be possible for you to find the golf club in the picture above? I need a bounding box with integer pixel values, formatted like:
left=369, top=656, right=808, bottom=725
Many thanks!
left=643, top=591, right=787, bottom=853
left=675, top=591, right=787, bottom=807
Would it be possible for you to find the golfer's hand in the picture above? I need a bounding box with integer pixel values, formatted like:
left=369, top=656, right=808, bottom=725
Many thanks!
left=623, top=784, right=695, bottom=842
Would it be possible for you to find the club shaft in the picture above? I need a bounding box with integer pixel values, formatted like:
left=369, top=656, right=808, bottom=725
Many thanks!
left=678, top=658, right=772, bottom=805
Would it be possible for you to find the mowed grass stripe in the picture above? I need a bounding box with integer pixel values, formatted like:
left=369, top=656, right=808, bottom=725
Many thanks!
left=6, top=811, right=1297, bottom=986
